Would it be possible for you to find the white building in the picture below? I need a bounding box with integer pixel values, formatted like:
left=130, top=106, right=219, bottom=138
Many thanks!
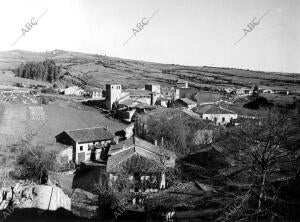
left=63, top=86, right=85, bottom=96
left=236, top=87, right=251, bottom=96
left=55, top=127, right=114, bottom=164
left=196, top=105, right=238, bottom=125
left=89, top=87, right=103, bottom=98
left=105, top=83, right=162, bottom=110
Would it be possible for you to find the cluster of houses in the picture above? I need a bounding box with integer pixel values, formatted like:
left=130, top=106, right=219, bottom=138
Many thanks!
left=53, top=80, right=245, bottom=199
left=60, top=85, right=104, bottom=99
left=102, top=81, right=239, bottom=125
left=222, top=86, right=291, bottom=96
left=55, top=126, right=176, bottom=194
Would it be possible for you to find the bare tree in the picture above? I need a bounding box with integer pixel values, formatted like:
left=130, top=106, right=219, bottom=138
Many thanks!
left=219, top=108, right=300, bottom=221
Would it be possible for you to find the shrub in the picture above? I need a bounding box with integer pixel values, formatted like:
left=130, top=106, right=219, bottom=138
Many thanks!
left=15, top=145, right=59, bottom=182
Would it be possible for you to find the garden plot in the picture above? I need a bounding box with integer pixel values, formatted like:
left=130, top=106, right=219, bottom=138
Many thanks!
left=28, top=106, right=46, bottom=120
left=0, top=105, right=27, bottom=147
left=0, top=91, right=38, bottom=104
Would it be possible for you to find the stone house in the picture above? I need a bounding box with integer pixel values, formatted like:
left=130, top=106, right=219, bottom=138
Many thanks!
left=55, top=127, right=114, bottom=164
left=63, top=86, right=85, bottom=96
left=107, top=136, right=177, bottom=191
left=195, top=105, right=238, bottom=125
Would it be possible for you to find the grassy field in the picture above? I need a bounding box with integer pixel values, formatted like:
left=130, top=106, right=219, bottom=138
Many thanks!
left=31, top=102, right=126, bottom=145
left=0, top=102, right=126, bottom=147
left=0, top=104, right=28, bottom=147
left=0, top=70, right=51, bottom=88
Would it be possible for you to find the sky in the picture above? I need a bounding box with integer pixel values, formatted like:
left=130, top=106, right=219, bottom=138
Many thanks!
left=0, top=0, right=299, bottom=73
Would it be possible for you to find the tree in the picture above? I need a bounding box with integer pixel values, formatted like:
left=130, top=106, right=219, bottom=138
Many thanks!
left=16, top=145, right=59, bottom=182
left=251, top=85, right=259, bottom=98
left=12, top=121, right=60, bottom=182
left=144, top=111, right=188, bottom=156
left=14, top=59, right=61, bottom=83
left=94, top=183, right=119, bottom=220
left=139, top=109, right=222, bottom=156
left=219, top=108, right=300, bottom=221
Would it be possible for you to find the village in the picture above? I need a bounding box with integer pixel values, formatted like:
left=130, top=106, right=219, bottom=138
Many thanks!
left=1, top=0, right=300, bottom=219
left=0, top=60, right=299, bottom=222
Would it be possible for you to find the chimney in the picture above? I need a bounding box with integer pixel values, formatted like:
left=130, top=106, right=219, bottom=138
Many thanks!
left=105, top=125, right=108, bottom=130
left=154, top=140, right=157, bottom=146
left=161, top=137, right=164, bottom=146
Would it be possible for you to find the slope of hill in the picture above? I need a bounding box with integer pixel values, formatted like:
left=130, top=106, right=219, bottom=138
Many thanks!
left=0, top=50, right=299, bottom=91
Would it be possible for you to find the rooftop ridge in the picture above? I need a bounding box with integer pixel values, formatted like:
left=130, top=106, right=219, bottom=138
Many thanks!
left=64, top=126, right=107, bottom=132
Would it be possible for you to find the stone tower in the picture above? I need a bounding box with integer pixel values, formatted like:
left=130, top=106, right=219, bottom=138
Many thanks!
left=105, top=84, right=122, bottom=110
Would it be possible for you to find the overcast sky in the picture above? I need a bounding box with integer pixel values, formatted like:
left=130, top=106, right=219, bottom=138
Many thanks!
left=0, top=0, right=299, bottom=73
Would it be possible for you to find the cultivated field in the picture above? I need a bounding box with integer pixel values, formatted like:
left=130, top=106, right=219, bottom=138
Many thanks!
left=0, top=105, right=28, bottom=147
left=0, top=90, right=39, bottom=104
left=28, top=106, right=46, bottom=120
left=0, top=102, right=126, bottom=147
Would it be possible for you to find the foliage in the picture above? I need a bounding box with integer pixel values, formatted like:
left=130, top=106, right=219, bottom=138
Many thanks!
left=15, top=145, right=59, bottom=181
left=219, top=108, right=300, bottom=221
left=41, top=87, right=57, bottom=95
left=244, top=96, right=273, bottom=110
left=136, top=109, right=222, bottom=156
left=16, top=59, right=62, bottom=83
left=94, top=183, right=125, bottom=220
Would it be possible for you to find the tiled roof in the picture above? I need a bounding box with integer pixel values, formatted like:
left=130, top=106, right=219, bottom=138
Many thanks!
left=179, top=98, right=197, bottom=105
left=118, top=98, right=137, bottom=106
left=107, top=137, right=176, bottom=172
left=196, top=105, right=236, bottom=115
left=109, top=137, right=135, bottom=154
left=125, top=89, right=151, bottom=96
left=107, top=147, right=136, bottom=172
left=109, top=137, right=174, bottom=156
left=63, top=127, right=114, bottom=143
left=89, top=87, right=103, bottom=93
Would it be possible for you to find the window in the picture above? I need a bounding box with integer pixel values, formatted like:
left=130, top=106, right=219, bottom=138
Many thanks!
left=222, top=117, right=225, bottom=122
left=214, top=117, right=217, bottom=122
left=79, top=146, right=83, bottom=151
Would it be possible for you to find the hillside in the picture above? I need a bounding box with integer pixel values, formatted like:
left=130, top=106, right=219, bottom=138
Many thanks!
left=0, top=49, right=299, bottom=91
